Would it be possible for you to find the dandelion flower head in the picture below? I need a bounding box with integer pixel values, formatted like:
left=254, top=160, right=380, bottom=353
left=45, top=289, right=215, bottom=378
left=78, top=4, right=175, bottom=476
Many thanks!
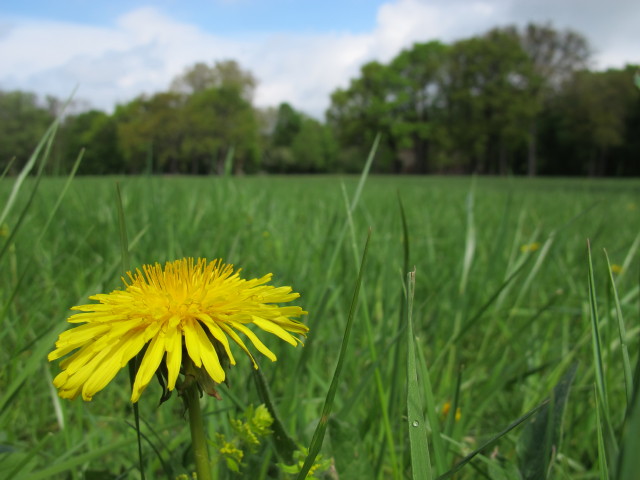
left=49, top=258, right=308, bottom=403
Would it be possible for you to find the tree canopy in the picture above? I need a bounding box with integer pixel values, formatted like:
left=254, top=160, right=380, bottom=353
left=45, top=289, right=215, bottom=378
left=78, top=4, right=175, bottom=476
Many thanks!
left=1, top=23, right=638, bottom=176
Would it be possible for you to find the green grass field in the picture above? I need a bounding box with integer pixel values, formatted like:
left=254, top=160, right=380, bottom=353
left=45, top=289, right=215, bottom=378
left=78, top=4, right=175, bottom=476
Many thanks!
left=1, top=154, right=639, bottom=479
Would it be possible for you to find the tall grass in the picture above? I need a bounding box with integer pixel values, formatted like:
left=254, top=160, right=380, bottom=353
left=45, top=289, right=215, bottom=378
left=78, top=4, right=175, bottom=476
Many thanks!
left=0, top=160, right=638, bottom=478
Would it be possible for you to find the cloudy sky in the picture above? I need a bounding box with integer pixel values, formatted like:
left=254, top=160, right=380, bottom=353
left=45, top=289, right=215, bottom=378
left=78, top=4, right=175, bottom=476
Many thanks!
left=1, top=0, right=638, bottom=118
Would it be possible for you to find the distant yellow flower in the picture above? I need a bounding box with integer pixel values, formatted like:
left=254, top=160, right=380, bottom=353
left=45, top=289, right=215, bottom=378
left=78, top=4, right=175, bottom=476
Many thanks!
left=611, top=264, right=623, bottom=274
left=48, top=258, right=308, bottom=403
left=520, top=242, right=541, bottom=253
left=442, top=401, right=462, bottom=422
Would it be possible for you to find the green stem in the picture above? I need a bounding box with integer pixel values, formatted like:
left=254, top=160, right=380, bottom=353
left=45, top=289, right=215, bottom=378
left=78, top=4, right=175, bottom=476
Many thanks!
left=185, top=383, right=212, bottom=480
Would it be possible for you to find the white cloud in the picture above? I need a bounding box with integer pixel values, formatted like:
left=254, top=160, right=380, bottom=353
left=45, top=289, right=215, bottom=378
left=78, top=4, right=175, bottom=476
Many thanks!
left=373, top=0, right=503, bottom=59
left=0, top=1, right=637, bottom=119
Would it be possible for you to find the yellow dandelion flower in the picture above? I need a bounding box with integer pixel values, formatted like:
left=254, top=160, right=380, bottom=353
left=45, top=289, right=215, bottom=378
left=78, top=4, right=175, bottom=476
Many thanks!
left=520, top=242, right=541, bottom=253
left=611, top=264, right=623, bottom=274
left=48, top=258, right=308, bottom=403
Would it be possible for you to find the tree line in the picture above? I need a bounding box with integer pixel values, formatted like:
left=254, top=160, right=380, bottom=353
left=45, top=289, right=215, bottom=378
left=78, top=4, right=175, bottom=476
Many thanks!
left=1, top=23, right=639, bottom=176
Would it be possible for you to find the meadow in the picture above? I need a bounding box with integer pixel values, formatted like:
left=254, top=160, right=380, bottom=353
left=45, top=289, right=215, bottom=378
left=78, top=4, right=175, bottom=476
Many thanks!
left=1, top=143, right=639, bottom=478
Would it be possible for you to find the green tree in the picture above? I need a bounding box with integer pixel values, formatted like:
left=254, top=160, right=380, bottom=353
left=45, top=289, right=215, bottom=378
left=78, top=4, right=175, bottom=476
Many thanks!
left=443, top=30, right=538, bottom=174
left=61, top=110, right=124, bottom=174
left=263, top=103, right=337, bottom=173
left=550, top=66, right=640, bottom=176
left=503, top=23, right=591, bottom=175
left=327, top=61, right=403, bottom=172
left=171, top=60, right=257, bottom=102
left=0, top=90, right=54, bottom=173
left=181, top=85, right=260, bottom=174
left=115, top=92, right=186, bottom=173
left=272, top=103, right=302, bottom=148
left=388, top=41, right=449, bottom=173
left=289, top=117, right=337, bottom=173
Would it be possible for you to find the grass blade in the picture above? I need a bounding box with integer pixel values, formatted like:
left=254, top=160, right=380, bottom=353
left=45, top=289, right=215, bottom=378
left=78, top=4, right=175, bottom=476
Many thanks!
left=0, top=121, right=58, bottom=262
left=36, top=148, right=84, bottom=243
left=298, top=134, right=379, bottom=372
left=296, top=229, right=371, bottom=480
left=587, top=240, right=607, bottom=408
left=595, top=385, right=610, bottom=479
left=603, top=249, right=633, bottom=406
left=115, top=182, right=131, bottom=274
left=0, top=157, right=16, bottom=179
left=0, top=120, right=57, bottom=226
left=321, top=133, right=379, bottom=286
left=459, top=179, right=476, bottom=296
left=406, top=268, right=432, bottom=480
left=388, top=194, right=410, bottom=422
left=415, top=339, right=447, bottom=476
left=587, top=240, right=619, bottom=462
left=341, top=184, right=400, bottom=478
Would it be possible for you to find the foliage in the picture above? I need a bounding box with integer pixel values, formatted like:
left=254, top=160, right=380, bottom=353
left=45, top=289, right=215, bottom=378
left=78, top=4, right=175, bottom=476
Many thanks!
left=443, top=30, right=538, bottom=174
left=61, top=110, right=124, bottom=174
left=213, top=404, right=274, bottom=473
left=0, top=91, right=55, bottom=173
left=549, top=66, right=640, bottom=176
left=327, top=60, right=402, bottom=172
left=1, top=23, right=639, bottom=177
left=171, top=60, right=257, bottom=102
left=263, top=103, right=338, bottom=173
left=112, top=61, right=261, bottom=175
left=325, top=23, right=622, bottom=176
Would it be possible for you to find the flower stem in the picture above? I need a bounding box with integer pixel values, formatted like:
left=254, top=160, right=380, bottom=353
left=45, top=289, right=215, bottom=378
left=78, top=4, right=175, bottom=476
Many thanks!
left=185, top=383, right=212, bottom=480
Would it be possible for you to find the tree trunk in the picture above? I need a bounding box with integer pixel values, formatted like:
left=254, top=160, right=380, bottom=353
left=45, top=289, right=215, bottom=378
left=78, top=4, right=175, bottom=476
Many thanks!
left=527, top=120, right=537, bottom=176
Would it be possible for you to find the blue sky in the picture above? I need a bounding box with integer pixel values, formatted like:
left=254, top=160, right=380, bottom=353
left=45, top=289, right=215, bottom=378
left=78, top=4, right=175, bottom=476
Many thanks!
left=1, top=0, right=638, bottom=118
left=3, top=0, right=386, bottom=34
